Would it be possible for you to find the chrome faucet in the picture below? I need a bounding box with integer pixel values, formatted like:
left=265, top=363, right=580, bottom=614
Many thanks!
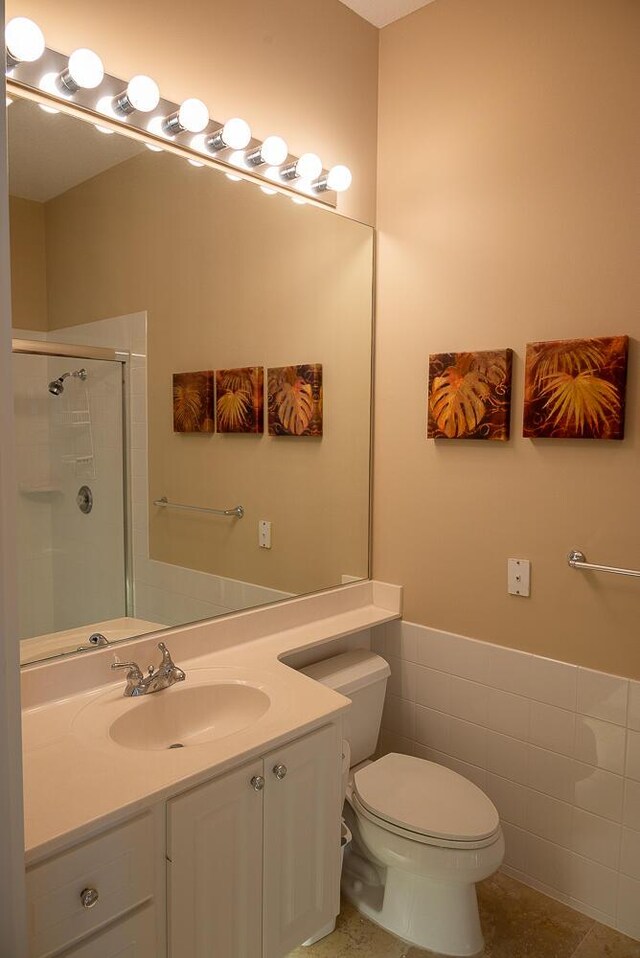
left=111, top=642, right=186, bottom=697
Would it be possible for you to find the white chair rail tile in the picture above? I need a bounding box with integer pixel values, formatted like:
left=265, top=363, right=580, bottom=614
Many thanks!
left=373, top=619, right=640, bottom=941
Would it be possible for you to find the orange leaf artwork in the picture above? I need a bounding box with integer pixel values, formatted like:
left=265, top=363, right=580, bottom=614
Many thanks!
left=216, top=367, right=264, bottom=434
left=523, top=336, right=628, bottom=439
left=172, top=371, right=214, bottom=433
left=267, top=364, right=323, bottom=437
left=427, top=350, right=513, bottom=440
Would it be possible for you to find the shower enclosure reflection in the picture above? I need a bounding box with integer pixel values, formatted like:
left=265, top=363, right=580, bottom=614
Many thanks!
left=9, top=94, right=373, bottom=665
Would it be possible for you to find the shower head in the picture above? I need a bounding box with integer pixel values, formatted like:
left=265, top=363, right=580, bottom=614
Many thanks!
left=48, top=378, right=65, bottom=395
left=48, top=368, right=87, bottom=395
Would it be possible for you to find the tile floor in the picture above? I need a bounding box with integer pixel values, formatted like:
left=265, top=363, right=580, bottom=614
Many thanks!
left=289, top=872, right=640, bottom=958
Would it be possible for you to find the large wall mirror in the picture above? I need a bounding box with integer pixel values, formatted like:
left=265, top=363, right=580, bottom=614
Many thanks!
left=8, top=93, right=373, bottom=666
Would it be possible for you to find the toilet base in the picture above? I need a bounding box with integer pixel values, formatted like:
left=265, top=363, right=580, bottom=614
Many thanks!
left=342, top=855, right=484, bottom=957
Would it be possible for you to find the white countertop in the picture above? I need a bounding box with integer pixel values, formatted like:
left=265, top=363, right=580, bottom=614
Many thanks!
left=21, top=580, right=401, bottom=864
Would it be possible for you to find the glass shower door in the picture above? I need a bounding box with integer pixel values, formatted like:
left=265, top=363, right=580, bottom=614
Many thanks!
left=13, top=350, right=126, bottom=660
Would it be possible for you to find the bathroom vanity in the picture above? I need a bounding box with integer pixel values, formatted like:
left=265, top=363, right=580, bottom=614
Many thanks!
left=26, top=725, right=340, bottom=958
left=21, top=581, right=401, bottom=958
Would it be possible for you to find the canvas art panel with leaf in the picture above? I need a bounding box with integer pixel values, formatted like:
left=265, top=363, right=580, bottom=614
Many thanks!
left=216, top=367, right=264, bottom=434
left=267, top=364, right=323, bottom=437
left=427, top=349, right=513, bottom=440
left=173, top=370, right=214, bottom=433
left=523, top=336, right=628, bottom=439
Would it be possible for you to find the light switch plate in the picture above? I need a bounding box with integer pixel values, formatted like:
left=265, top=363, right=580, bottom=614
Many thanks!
left=508, top=558, right=530, bottom=597
left=258, top=520, right=272, bottom=549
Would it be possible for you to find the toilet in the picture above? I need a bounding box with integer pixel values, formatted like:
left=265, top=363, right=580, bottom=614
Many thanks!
left=302, top=650, right=504, bottom=957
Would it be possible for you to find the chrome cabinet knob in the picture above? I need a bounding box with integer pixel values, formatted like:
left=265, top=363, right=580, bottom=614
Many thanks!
left=251, top=775, right=265, bottom=792
left=273, top=763, right=287, bottom=780
left=80, top=887, right=99, bottom=909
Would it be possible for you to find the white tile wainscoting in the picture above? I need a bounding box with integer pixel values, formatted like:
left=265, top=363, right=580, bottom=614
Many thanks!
left=371, top=620, right=640, bottom=941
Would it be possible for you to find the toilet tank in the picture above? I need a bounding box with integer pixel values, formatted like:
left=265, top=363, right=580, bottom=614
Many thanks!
left=300, top=650, right=390, bottom=766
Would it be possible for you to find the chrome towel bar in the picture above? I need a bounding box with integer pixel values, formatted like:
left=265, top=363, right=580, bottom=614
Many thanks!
left=568, top=550, right=640, bottom=579
left=153, top=497, right=244, bottom=519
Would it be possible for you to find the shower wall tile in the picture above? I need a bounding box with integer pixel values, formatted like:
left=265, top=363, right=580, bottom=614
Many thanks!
left=373, top=618, right=640, bottom=941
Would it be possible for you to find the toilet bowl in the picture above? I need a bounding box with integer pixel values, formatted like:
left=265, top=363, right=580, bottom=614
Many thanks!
left=342, top=753, right=504, bottom=956
left=301, top=650, right=504, bottom=957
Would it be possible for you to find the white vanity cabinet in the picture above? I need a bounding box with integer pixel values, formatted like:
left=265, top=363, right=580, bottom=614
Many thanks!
left=167, top=724, right=342, bottom=958
left=25, top=810, right=165, bottom=958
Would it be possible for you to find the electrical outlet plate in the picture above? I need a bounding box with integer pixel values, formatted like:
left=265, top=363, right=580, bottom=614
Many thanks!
left=508, top=558, right=530, bottom=597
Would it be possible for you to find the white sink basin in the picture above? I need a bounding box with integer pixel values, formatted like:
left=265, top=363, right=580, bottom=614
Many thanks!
left=108, top=682, right=271, bottom=751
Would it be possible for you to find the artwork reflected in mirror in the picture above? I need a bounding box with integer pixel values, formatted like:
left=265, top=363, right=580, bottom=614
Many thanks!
left=8, top=95, right=373, bottom=665
left=268, top=364, right=323, bottom=437
left=216, top=367, right=264, bottom=434
left=173, top=371, right=215, bottom=433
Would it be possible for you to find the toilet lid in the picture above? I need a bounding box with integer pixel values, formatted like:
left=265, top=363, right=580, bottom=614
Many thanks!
left=354, top=753, right=499, bottom=843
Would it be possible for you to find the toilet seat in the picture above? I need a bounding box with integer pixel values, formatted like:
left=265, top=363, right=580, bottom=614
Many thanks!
left=352, top=753, right=500, bottom=850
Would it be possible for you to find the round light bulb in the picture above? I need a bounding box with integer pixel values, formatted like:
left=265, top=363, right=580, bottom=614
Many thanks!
left=127, top=75, right=160, bottom=113
left=296, top=153, right=322, bottom=181
left=326, top=164, right=352, bottom=193
left=38, top=73, right=62, bottom=112
left=226, top=173, right=242, bottom=182
left=67, top=48, right=104, bottom=89
left=261, top=135, right=288, bottom=166
left=260, top=186, right=277, bottom=196
left=5, top=17, right=45, bottom=63
left=222, top=117, right=251, bottom=150
left=147, top=115, right=169, bottom=139
left=178, top=98, right=209, bottom=134
left=97, top=95, right=118, bottom=119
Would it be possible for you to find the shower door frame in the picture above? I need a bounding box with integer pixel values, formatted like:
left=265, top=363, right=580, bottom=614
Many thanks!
left=11, top=338, right=134, bottom=635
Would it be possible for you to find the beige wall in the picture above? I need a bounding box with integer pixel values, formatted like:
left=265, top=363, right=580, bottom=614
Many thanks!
left=374, top=0, right=640, bottom=678
left=8, top=195, right=47, bottom=331
left=42, top=149, right=372, bottom=594
left=6, top=0, right=379, bottom=226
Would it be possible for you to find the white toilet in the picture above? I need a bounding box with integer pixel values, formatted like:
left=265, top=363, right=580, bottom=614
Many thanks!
left=302, top=650, right=504, bottom=957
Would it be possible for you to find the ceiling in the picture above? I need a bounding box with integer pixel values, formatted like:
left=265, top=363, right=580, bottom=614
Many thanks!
left=339, top=0, right=436, bottom=28
left=8, top=97, right=144, bottom=203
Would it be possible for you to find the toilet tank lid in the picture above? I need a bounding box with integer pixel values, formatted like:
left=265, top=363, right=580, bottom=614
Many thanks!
left=300, top=650, right=390, bottom=696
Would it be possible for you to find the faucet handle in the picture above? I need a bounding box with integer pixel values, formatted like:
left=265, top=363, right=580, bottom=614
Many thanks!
left=111, top=660, right=143, bottom=679
left=158, top=642, right=175, bottom=667
left=157, top=643, right=186, bottom=682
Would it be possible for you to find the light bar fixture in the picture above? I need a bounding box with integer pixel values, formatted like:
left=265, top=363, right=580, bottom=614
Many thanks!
left=4, top=20, right=353, bottom=202
left=245, top=135, right=288, bottom=168
left=5, top=17, right=45, bottom=68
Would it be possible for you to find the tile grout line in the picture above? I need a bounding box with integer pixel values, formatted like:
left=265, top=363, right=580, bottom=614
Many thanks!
left=568, top=921, right=596, bottom=958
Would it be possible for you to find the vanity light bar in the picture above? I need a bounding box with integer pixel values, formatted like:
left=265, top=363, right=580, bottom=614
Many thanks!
left=4, top=18, right=352, bottom=206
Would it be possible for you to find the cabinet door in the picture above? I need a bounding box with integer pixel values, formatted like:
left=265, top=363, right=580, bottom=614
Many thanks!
left=167, top=759, right=263, bottom=958
left=263, top=725, right=341, bottom=958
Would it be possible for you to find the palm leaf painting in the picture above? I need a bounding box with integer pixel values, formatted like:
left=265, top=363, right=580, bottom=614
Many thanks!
left=427, top=350, right=512, bottom=440
left=268, top=364, right=323, bottom=437
left=523, top=336, right=628, bottom=439
left=173, top=371, right=214, bottom=433
left=216, top=367, right=264, bottom=434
